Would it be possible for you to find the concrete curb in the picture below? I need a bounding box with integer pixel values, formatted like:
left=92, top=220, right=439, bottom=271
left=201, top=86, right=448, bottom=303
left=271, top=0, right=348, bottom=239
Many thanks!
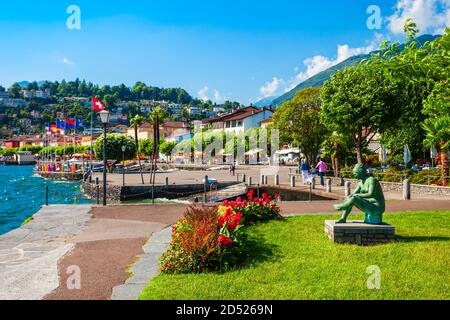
left=0, top=205, right=92, bottom=300
left=111, top=227, right=172, bottom=300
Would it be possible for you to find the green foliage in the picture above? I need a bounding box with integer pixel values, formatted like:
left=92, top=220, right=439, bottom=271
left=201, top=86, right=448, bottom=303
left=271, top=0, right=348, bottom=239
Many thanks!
left=139, top=138, right=166, bottom=157
left=160, top=141, right=177, bottom=157
left=93, top=134, right=136, bottom=160
left=39, top=146, right=88, bottom=157
left=273, top=87, right=328, bottom=162
left=320, top=62, right=399, bottom=163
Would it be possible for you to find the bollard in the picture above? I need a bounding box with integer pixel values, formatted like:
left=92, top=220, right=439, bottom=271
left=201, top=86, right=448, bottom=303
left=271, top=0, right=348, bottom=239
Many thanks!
left=312, top=177, right=316, bottom=190
left=151, top=185, right=155, bottom=204
left=309, top=182, right=313, bottom=202
left=345, top=181, right=351, bottom=197
left=326, top=178, right=332, bottom=193
left=204, top=175, right=208, bottom=203
left=274, top=174, right=280, bottom=186
left=165, top=177, right=169, bottom=187
left=95, top=177, right=100, bottom=205
left=290, top=175, right=296, bottom=188
left=260, top=175, right=265, bottom=185
left=403, top=179, right=411, bottom=200
left=45, top=184, right=49, bottom=206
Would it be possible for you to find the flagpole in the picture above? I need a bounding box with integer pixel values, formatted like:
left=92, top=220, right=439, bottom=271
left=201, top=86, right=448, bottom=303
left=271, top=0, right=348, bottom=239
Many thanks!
left=90, top=107, right=94, bottom=170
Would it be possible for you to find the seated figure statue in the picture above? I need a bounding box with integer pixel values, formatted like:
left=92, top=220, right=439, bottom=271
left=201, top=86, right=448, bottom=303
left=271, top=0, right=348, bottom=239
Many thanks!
left=334, top=164, right=385, bottom=225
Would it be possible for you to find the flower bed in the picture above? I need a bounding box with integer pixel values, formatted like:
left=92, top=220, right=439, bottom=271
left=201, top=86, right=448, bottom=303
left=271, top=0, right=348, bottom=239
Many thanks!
left=160, top=191, right=281, bottom=274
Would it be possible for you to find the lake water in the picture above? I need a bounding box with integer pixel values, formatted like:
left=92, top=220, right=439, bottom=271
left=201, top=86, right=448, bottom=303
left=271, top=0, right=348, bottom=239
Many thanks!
left=0, top=165, right=93, bottom=235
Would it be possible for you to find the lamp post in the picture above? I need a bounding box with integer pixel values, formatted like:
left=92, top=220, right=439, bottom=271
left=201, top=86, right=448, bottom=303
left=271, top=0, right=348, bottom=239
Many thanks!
left=99, top=110, right=111, bottom=206
left=122, top=145, right=126, bottom=186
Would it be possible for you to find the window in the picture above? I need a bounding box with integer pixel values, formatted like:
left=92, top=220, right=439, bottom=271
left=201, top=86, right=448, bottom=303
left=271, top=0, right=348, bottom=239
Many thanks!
left=237, top=120, right=243, bottom=127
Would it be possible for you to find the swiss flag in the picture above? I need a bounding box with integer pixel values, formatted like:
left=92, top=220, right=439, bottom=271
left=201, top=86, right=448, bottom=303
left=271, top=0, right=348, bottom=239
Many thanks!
left=92, top=97, right=106, bottom=111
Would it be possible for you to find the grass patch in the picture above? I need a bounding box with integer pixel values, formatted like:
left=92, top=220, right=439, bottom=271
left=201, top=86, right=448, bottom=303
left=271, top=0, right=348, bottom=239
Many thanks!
left=139, top=211, right=450, bottom=300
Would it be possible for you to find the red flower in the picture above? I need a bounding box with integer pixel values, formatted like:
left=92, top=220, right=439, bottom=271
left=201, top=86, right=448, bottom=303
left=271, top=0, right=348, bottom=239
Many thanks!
left=218, top=234, right=233, bottom=247
left=247, top=189, right=255, bottom=199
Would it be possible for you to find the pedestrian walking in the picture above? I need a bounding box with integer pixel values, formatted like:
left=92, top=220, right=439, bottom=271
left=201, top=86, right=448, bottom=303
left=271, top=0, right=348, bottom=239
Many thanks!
left=300, top=158, right=311, bottom=184
left=316, top=158, right=328, bottom=187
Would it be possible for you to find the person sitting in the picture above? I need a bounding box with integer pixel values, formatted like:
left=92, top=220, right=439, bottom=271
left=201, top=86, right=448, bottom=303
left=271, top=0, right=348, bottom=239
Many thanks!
left=334, top=164, right=385, bottom=225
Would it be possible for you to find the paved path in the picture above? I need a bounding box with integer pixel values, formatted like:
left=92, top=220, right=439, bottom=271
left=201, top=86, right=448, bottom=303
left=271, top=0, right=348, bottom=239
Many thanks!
left=45, top=205, right=186, bottom=300
left=0, top=205, right=91, bottom=300
left=2, top=198, right=450, bottom=300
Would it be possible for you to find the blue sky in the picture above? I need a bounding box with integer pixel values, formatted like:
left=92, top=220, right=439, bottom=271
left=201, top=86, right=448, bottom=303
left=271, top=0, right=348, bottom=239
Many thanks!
left=0, top=0, right=448, bottom=103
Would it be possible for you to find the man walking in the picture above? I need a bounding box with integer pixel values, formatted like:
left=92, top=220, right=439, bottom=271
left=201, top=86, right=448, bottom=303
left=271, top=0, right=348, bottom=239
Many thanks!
left=316, top=158, right=328, bottom=187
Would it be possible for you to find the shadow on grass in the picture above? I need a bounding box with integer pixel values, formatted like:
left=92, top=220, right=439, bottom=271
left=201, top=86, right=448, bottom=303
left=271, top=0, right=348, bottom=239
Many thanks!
left=221, top=234, right=280, bottom=272
left=396, top=235, right=450, bottom=243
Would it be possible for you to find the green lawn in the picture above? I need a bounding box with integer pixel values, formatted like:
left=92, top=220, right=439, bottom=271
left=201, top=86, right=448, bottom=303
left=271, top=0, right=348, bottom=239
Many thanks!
left=139, top=211, right=450, bottom=300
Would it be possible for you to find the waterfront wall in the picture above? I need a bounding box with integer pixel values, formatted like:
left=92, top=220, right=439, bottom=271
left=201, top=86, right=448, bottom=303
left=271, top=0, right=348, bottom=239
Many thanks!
left=82, top=181, right=239, bottom=202
left=328, top=177, right=450, bottom=198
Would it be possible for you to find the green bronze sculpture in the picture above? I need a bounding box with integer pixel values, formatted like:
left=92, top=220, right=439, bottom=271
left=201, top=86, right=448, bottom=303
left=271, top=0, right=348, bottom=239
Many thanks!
left=334, top=164, right=385, bottom=225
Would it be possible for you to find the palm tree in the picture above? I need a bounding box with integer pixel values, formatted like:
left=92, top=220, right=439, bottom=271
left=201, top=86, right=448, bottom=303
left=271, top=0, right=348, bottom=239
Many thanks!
left=149, top=107, right=168, bottom=185
left=130, top=115, right=146, bottom=184
left=423, top=116, right=450, bottom=185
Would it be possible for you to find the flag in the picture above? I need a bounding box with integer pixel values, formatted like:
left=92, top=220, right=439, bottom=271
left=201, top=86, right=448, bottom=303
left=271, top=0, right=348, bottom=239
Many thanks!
left=50, top=122, right=60, bottom=134
left=65, top=118, right=76, bottom=129
left=403, top=144, right=412, bottom=165
left=56, top=119, right=66, bottom=130
left=76, top=118, right=85, bottom=129
left=92, top=97, right=106, bottom=111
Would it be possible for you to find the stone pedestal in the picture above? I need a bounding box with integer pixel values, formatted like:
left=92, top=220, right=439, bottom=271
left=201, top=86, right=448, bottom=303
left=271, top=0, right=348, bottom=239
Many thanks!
left=324, top=220, right=395, bottom=246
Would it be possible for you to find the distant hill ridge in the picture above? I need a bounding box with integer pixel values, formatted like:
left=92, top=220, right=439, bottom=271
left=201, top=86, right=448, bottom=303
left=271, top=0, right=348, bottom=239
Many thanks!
left=268, top=34, right=440, bottom=107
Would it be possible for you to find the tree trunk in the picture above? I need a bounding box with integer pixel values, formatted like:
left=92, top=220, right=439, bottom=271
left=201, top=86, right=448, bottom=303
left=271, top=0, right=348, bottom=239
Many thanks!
left=440, top=146, right=449, bottom=185
left=135, top=125, right=144, bottom=185
left=334, top=141, right=340, bottom=177
left=356, top=149, right=363, bottom=164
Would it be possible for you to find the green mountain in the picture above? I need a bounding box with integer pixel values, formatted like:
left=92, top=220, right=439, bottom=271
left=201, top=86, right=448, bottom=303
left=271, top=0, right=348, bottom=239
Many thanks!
left=270, top=34, right=440, bottom=107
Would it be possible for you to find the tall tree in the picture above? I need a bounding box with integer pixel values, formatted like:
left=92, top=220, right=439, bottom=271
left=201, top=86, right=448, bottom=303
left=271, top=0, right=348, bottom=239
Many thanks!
left=320, top=63, right=399, bottom=164
left=130, top=115, right=146, bottom=184
left=423, top=117, right=450, bottom=184
left=273, top=87, right=328, bottom=162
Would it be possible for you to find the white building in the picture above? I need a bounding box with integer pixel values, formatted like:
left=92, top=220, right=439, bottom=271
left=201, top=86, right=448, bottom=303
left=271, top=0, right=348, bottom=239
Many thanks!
left=201, top=106, right=274, bottom=134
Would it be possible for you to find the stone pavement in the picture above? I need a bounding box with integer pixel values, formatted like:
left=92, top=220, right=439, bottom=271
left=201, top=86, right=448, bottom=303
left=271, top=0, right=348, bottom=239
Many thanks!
left=0, top=205, right=92, bottom=300
left=111, top=227, right=172, bottom=300
left=45, top=204, right=185, bottom=300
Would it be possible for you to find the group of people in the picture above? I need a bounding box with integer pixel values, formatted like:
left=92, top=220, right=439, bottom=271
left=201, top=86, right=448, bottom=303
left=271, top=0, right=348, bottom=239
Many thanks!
left=299, top=157, right=328, bottom=186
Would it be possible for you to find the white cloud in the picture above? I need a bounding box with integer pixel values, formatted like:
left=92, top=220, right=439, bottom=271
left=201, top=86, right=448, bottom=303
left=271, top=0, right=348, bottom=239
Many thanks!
left=62, top=57, right=74, bottom=65
left=213, top=90, right=225, bottom=103
left=260, top=77, right=284, bottom=97
left=198, top=86, right=209, bottom=101
left=198, top=87, right=226, bottom=103
left=284, top=36, right=382, bottom=92
left=387, top=0, right=449, bottom=35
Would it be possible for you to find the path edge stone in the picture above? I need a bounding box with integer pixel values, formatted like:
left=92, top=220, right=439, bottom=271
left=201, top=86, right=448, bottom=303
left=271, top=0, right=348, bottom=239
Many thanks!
left=111, top=226, right=172, bottom=300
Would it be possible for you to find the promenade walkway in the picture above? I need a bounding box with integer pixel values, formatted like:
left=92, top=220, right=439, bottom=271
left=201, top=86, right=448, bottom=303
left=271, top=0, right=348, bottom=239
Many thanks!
left=1, top=198, right=449, bottom=300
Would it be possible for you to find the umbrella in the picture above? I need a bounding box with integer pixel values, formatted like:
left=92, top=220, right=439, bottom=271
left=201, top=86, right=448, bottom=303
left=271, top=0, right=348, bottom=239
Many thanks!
left=404, top=144, right=412, bottom=166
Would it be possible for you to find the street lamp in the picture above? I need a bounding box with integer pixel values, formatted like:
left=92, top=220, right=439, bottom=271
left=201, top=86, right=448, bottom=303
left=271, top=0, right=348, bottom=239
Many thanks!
left=121, top=145, right=126, bottom=186
left=99, top=110, right=111, bottom=206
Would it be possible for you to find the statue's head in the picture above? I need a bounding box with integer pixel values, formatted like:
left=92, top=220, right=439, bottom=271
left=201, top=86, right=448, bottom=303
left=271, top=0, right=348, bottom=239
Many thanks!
left=353, top=164, right=367, bottom=180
